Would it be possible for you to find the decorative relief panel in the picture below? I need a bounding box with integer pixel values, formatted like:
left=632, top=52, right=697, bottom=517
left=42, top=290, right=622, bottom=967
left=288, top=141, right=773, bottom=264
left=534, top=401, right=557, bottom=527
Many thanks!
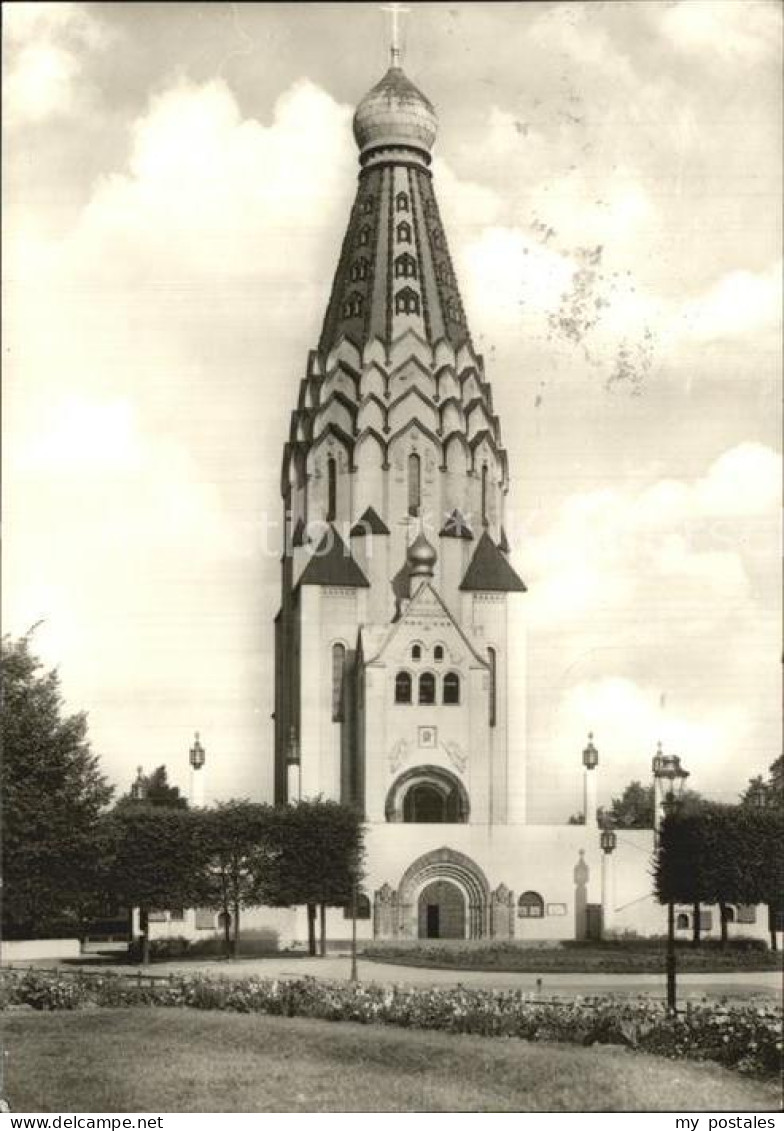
left=388, top=738, right=410, bottom=774
left=442, top=740, right=467, bottom=773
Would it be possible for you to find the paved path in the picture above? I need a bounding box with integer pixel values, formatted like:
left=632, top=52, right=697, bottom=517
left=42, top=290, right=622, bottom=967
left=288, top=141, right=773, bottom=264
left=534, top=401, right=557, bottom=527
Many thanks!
left=60, top=954, right=783, bottom=1002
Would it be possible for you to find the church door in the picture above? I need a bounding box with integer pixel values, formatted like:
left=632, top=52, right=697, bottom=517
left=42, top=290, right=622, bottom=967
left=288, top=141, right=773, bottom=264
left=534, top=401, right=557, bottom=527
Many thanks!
left=417, top=880, right=466, bottom=939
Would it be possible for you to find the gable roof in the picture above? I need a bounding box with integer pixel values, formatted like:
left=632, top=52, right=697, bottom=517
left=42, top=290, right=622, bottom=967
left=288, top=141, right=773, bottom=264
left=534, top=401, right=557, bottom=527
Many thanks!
left=297, top=526, right=369, bottom=589
left=364, top=581, right=489, bottom=668
left=350, top=506, right=390, bottom=537
left=439, top=508, right=474, bottom=540
left=459, top=532, right=526, bottom=593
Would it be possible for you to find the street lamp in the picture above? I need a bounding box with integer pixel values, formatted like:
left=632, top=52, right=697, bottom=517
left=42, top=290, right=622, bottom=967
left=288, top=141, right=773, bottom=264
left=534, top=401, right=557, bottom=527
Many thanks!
left=582, top=732, right=599, bottom=826
left=654, top=748, right=690, bottom=1013
left=583, top=733, right=599, bottom=770
left=130, top=765, right=146, bottom=802
left=189, top=732, right=206, bottom=770
left=286, top=725, right=301, bottom=803
left=599, top=816, right=617, bottom=938
left=349, top=867, right=359, bottom=984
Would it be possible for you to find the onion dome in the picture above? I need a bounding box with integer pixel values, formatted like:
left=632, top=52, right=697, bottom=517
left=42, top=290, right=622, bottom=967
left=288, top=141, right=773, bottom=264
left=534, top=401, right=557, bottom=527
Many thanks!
left=353, top=65, right=438, bottom=157
left=407, top=532, right=437, bottom=578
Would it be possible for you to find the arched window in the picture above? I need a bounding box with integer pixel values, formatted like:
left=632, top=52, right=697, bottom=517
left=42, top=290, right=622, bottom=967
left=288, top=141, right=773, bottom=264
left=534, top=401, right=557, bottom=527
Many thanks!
left=411, top=644, right=422, bottom=661
left=331, top=642, right=345, bottom=722
left=362, top=196, right=374, bottom=214
left=431, top=228, right=442, bottom=248
left=481, top=464, right=489, bottom=525
left=418, top=672, right=436, bottom=705
left=676, top=913, right=690, bottom=930
left=326, top=456, right=337, bottom=521
left=724, top=905, right=736, bottom=924
left=394, top=253, right=417, bottom=279
left=395, top=287, right=420, bottom=315
left=408, top=452, right=421, bottom=516
left=434, top=645, right=444, bottom=662
left=395, top=191, right=409, bottom=213
left=395, top=671, right=412, bottom=704
left=487, top=647, right=497, bottom=727
left=443, top=672, right=460, bottom=705
left=350, top=258, right=369, bottom=281
left=342, top=291, right=363, bottom=318
left=359, top=225, right=371, bottom=246
left=396, top=220, right=412, bottom=244
left=518, top=892, right=544, bottom=919
left=446, top=296, right=461, bottom=323
left=387, top=768, right=469, bottom=824
left=436, top=261, right=450, bottom=284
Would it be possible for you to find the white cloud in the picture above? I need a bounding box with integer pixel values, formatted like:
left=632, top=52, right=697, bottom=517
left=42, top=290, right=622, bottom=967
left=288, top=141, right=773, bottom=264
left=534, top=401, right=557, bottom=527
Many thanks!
left=669, top=264, right=783, bottom=344
left=552, top=676, right=749, bottom=800
left=522, top=443, right=781, bottom=628
left=659, top=0, right=781, bottom=60
left=3, top=2, right=109, bottom=124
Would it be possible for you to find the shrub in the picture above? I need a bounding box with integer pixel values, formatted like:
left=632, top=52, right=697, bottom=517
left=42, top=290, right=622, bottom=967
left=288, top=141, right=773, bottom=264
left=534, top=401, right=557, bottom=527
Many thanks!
left=0, top=970, right=780, bottom=1079
left=149, top=937, right=191, bottom=961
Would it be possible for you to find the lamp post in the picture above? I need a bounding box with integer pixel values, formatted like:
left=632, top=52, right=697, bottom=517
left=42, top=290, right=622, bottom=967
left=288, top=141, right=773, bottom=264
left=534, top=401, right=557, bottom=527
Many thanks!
left=286, top=725, right=301, bottom=803
left=599, top=818, right=617, bottom=938
left=582, top=732, right=599, bottom=827
left=654, top=749, right=690, bottom=1013
left=130, top=765, right=146, bottom=802
left=349, top=867, right=359, bottom=983
left=189, top=731, right=206, bottom=807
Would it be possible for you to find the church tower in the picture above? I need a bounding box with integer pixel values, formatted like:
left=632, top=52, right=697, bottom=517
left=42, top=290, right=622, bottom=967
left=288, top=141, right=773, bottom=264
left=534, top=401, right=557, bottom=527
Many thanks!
left=274, top=43, right=530, bottom=939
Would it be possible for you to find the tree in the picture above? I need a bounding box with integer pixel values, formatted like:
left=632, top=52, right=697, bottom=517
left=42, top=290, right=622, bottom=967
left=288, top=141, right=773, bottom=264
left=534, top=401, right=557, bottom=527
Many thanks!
left=740, top=756, right=783, bottom=810
left=116, top=765, right=188, bottom=809
left=197, top=802, right=272, bottom=958
left=608, top=780, right=704, bottom=829
left=655, top=802, right=784, bottom=949
left=567, top=812, right=585, bottom=826
left=263, top=800, right=364, bottom=957
left=103, top=804, right=206, bottom=963
left=1, top=631, right=113, bottom=938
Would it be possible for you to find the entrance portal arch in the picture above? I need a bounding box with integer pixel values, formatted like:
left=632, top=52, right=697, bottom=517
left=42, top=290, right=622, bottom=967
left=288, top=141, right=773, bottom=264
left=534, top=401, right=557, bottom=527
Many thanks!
left=398, top=846, right=490, bottom=938
left=418, top=879, right=466, bottom=938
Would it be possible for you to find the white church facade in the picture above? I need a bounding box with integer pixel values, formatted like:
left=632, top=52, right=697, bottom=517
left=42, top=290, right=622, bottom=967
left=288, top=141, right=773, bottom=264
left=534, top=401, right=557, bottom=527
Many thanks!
left=148, top=52, right=774, bottom=951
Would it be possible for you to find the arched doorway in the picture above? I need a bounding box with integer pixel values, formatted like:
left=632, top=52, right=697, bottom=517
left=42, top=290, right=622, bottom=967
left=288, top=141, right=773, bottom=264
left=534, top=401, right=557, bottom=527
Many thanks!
left=397, top=846, right=490, bottom=938
left=417, top=879, right=466, bottom=939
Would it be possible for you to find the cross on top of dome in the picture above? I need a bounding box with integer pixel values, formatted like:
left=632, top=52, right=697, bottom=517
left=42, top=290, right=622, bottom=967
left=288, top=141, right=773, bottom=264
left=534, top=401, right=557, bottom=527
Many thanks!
left=353, top=6, right=437, bottom=158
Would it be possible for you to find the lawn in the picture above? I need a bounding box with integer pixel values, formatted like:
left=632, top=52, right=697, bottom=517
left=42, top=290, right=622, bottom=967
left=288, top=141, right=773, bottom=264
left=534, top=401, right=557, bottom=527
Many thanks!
left=2, top=1009, right=781, bottom=1113
left=362, top=941, right=782, bottom=974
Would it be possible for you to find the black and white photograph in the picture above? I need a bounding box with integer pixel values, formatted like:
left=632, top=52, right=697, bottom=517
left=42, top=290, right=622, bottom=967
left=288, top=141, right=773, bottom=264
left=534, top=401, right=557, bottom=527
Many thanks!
left=2, top=0, right=782, bottom=1116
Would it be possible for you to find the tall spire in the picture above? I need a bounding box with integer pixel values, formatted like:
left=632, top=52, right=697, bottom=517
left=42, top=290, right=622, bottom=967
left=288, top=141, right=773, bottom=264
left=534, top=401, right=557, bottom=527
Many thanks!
left=381, top=3, right=410, bottom=68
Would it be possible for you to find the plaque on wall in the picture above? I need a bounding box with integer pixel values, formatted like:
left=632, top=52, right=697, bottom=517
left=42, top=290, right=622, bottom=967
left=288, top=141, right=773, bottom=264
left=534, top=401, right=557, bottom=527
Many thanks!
left=546, top=903, right=567, bottom=917
left=418, top=726, right=437, bottom=748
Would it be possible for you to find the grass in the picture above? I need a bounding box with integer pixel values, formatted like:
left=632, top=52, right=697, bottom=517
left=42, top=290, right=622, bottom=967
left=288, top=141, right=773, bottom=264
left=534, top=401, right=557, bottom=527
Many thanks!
left=2, top=1009, right=781, bottom=1113
left=362, top=941, right=782, bottom=974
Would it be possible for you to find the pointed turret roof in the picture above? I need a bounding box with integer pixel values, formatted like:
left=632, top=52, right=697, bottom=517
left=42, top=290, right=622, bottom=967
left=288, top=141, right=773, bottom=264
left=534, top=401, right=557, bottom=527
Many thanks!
left=460, top=532, right=526, bottom=593
left=440, top=508, right=474, bottom=540
left=318, top=62, right=471, bottom=359
left=350, top=506, right=390, bottom=536
left=297, top=526, right=369, bottom=589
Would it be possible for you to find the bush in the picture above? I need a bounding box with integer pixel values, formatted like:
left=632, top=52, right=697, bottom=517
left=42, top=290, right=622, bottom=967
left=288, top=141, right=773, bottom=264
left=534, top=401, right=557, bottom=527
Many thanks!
left=149, top=937, right=191, bottom=961
left=0, top=969, right=780, bottom=1079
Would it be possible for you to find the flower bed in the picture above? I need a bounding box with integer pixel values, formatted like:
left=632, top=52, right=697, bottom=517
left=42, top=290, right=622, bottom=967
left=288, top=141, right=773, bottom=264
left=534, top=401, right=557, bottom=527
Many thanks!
left=362, top=939, right=780, bottom=973
left=1, top=969, right=780, bottom=1079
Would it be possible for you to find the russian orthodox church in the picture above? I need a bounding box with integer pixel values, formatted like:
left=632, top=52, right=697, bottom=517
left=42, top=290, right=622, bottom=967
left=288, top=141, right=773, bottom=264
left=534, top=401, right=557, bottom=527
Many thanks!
left=271, top=50, right=649, bottom=944
left=148, top=47, right=775, bottom=951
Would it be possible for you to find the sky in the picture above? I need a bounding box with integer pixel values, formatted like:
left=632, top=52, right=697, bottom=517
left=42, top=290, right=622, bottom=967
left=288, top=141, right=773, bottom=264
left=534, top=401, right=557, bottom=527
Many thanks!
left=3, top=1, right=781, bottom=821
